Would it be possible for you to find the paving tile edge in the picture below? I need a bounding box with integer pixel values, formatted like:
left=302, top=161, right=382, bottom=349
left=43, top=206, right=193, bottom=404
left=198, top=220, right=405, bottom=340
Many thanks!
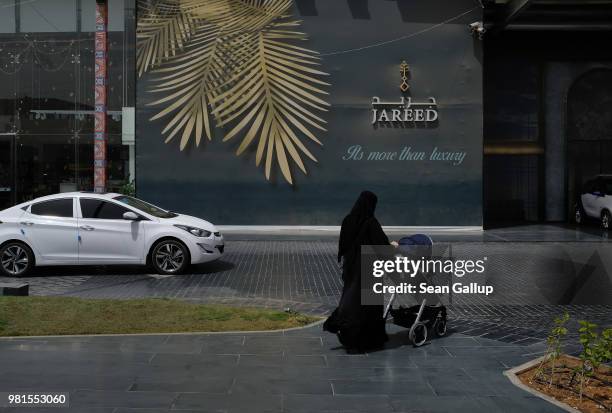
left=503, top=356, right=581, bottom=413
left=0, top=319, right=325, bottom=340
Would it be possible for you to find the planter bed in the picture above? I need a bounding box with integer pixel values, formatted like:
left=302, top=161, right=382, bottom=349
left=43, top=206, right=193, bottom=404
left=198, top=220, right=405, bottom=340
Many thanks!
left=506, top=354, right=611, bottom=413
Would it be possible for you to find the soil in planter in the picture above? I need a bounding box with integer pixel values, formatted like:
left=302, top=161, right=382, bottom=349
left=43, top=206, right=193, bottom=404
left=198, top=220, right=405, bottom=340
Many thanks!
left=518, top=355, right=611, bottom=413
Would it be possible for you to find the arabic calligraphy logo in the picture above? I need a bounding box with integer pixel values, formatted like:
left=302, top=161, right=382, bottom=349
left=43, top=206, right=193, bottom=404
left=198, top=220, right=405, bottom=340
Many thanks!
left=400, top=61, right=410, bottom=92
left=371, top=61, right=438, bottom=127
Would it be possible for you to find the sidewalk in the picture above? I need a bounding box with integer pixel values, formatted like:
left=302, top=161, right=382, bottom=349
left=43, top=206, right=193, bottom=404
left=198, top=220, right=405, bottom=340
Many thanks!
left=1, top=225, right=609, bottom=411
left=0, top=323, right=564, bottom=413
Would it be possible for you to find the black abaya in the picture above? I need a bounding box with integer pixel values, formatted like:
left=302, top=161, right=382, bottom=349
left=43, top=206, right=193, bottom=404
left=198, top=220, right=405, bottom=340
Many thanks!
left=324, top=192, right=390, bottom=351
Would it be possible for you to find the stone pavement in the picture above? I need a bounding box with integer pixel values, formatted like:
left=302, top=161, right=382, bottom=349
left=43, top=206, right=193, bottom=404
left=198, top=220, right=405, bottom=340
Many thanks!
left=7, top=236, right=611, bottom=341
left=0, top=322, right=566, bottom=413
left=1, top=226, right=610, bottom=412
left=11, top=240, right=343, bottom=315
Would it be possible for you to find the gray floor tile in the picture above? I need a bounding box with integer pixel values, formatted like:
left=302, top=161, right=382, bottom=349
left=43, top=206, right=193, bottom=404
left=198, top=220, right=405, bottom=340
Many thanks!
left=325, top=354, right=416, bottom=369
left=237, top=354, right=326, bottom=367
left=130, top=377, right=234, bottom=393
left=390, top=395, right=497, bottom=413
left=284, top=394, right=393, bottom=412
left=172, top=393, right=282, bottom=412
left=279, top=366, right=385, bottom=381
left=231, top=377, right=332, bottom=395
left=482, top=395, right=566, bottom=413
left=150, top=353, right=238, bottom=367
left=426, top=376, right=500, bottom=396
left=114, top=410, right=209, bottom=413
left=70, top=390, right=177, bottom=408
left=0, top=373, right=134, bottom=392
left=119, top=341, right=204, bottom=354
left=332, top=379, right=435, bottom=396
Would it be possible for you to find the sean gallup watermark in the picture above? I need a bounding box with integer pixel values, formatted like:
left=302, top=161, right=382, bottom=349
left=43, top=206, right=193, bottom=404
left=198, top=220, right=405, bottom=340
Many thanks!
left=358, top=245, right=495, bottom=305
left=370, top=256, right=493, bottom=296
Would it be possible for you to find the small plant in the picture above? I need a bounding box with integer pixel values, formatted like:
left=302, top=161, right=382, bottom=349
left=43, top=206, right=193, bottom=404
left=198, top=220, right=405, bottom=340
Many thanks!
left=119, top=179, right=136, bottom=196
left=593, top=328, right=612, bottom=371
left=536, top=311, right=569, bottom=386
left=576, top=320, right=599, bottom=401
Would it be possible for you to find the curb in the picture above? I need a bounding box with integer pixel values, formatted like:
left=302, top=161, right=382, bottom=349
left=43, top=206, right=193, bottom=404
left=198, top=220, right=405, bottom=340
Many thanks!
left=0, top=319, right=325, bottom=340
left=504, top=356, right=581, bottom=413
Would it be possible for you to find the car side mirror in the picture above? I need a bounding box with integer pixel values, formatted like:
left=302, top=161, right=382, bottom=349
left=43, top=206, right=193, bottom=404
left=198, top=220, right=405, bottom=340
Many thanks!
left=593, top=191, right=604, bottom=197
left=123, top=211, right=139, bottom=221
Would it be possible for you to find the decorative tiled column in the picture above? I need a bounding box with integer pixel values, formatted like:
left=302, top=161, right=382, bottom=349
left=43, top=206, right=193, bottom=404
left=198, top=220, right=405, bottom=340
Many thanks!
left=94, top=0, right=108, bottom=193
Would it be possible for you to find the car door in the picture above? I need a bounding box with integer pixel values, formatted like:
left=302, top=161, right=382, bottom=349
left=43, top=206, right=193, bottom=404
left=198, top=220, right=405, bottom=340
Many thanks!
left=21, top=198, right=78, bottom=263
left=581, top=180, right=598, bottom=217
left=77, top=198, right=146, bottom=264
left=593, top=178, right=609, bottom=218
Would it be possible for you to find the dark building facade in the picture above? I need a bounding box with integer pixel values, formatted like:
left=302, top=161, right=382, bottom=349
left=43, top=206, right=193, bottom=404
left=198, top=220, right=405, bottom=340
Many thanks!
left=482, top=1, right=612, bottom=225
left=136, top=0, right=484, bottom=226
left=1, top=0, right=611, bottom=228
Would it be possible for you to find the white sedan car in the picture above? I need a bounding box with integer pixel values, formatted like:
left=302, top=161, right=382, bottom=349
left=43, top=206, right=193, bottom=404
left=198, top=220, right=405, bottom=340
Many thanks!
left=0, top=192, right=224, bottom=277
left=575, top=175, right=612, bottom=230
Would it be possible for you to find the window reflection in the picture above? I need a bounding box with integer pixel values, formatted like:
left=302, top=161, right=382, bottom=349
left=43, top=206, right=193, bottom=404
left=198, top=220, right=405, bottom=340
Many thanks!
left=20, top=0, right=77, bottom=33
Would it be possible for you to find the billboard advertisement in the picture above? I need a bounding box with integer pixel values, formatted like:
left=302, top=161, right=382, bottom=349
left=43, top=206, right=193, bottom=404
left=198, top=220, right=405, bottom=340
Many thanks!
left=136, top=0, right=483, bottom=225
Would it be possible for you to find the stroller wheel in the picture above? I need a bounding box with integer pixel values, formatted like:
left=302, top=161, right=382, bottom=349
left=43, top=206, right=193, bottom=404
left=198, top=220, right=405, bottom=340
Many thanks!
left=409, top=322, right=428, bottom=347
left=434, top=319, right=447, bottom=337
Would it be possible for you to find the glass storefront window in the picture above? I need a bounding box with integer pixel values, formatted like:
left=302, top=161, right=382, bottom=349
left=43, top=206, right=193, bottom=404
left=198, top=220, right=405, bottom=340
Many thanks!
left=20, top=0, right=77, bottom=33
left=0, top=0, right=135, bottom=210
left=0, top=0, right=16, bottom=34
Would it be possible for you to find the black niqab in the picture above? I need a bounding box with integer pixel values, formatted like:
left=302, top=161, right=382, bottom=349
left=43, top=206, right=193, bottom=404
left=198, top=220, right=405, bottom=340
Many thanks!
left=338, top=191, right=378, bottom=263
left=325, top=191, right=390, bottom=352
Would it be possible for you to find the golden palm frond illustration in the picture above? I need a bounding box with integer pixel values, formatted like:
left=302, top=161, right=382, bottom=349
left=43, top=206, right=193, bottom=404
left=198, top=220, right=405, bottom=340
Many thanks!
left=136, top=0, right=330, bottom=184
left=211, top=25, right=330, bottom=184
left=136, top=0, right=200, bottom=77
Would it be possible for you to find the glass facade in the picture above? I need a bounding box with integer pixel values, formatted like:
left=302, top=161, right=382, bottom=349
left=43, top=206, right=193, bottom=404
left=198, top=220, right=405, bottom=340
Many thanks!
left=483, top=55, right=542, bottom=223
left=0, top=0, right=135, bottom=210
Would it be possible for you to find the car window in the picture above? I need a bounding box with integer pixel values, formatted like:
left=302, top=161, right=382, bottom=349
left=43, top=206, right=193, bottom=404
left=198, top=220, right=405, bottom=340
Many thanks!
left=80, top=199, right=132, bottom=220
left=113, top=195, right=178, bottom=218
left=30, top=198, right=73, bottom=218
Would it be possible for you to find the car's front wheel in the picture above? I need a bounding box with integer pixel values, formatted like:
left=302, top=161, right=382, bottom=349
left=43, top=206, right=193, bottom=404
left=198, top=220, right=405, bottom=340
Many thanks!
left=150, top=239, right=190, bottom=275
left=0, top=242, right=34, bottom=277
left=602, top=210, right=611, bottom=230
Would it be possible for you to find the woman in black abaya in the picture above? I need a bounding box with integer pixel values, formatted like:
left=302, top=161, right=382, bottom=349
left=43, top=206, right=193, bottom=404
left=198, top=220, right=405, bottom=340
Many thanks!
left=324, top=191, right=397, bottom=351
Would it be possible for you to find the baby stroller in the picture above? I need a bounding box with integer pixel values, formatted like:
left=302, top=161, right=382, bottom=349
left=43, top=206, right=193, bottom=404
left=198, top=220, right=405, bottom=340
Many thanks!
left=383, top=234, right=448, bottom=347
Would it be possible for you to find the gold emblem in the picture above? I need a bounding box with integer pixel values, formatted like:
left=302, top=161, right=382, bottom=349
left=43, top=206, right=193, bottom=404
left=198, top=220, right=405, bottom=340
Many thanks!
left=400, top=60, right=410, bottom=92
left=136, top=0, right=330, bottom=185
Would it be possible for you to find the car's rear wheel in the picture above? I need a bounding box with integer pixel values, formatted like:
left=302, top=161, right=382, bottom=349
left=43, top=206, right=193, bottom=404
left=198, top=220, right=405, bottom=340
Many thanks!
left=575, top=203, right=585, bottom=225
left=602, top=210, right=611, bottom=230
left=151, top=239, right=189, bottom=275
left=0, top=242, right=34, bottom=277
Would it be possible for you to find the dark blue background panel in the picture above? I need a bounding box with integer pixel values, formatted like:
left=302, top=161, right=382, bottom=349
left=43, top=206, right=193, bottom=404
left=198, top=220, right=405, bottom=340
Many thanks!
left=136, top=0, right=483, bottom=225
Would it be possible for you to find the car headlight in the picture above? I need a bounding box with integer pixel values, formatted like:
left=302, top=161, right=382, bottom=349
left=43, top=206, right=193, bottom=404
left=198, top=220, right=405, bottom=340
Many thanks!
left=174, top=225, right=212, bottom=238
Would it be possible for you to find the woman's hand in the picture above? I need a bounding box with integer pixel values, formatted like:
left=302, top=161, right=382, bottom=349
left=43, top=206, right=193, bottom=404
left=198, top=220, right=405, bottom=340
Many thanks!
left=390, top=241, right=399, bottom=248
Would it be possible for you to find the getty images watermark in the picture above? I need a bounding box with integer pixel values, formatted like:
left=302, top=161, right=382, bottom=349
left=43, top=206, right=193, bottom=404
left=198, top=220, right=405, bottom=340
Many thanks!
left=371, top=255, right=493, bottom=296
left=358, top=244, right=494, bottom=306
left=359, top=242, right=612, bottom=307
